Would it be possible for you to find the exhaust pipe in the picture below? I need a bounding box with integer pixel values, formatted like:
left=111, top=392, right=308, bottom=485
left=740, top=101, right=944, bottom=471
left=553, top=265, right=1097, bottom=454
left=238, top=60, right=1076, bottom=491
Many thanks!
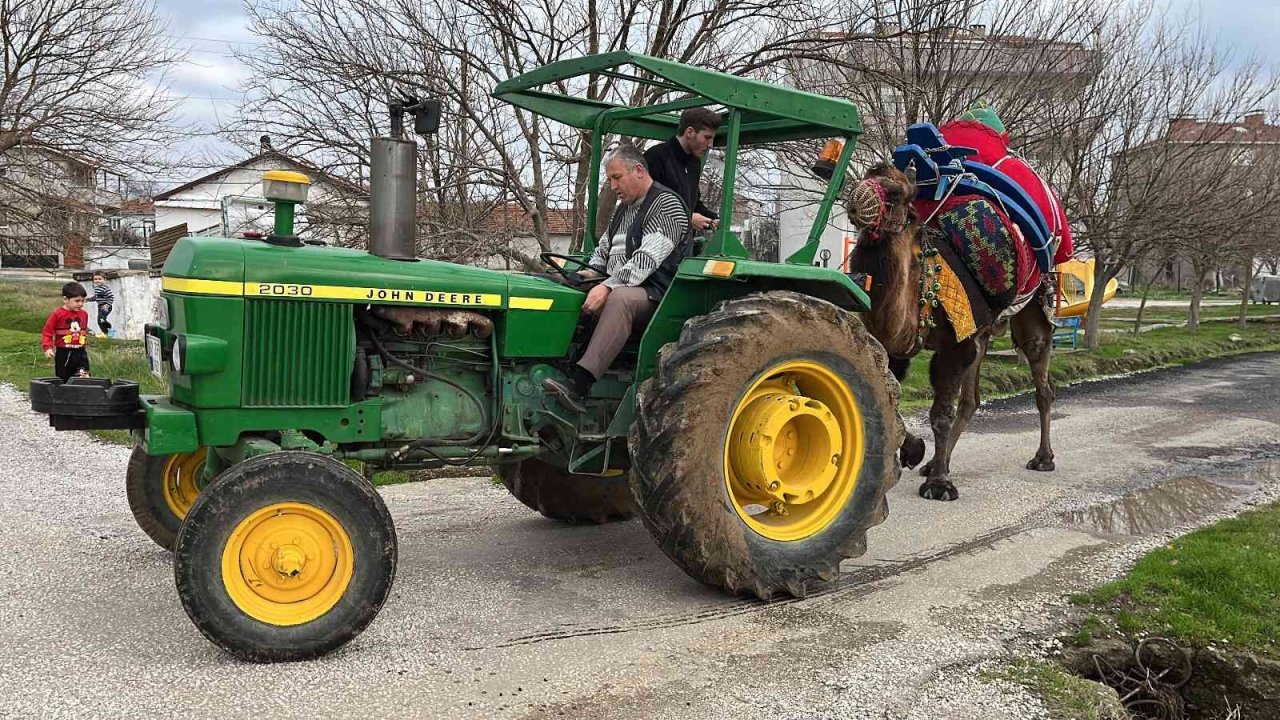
left=369, top=136, right=417, bottom=261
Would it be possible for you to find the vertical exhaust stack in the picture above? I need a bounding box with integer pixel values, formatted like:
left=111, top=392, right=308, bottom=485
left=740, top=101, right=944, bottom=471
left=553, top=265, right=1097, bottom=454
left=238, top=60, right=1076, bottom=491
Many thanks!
left=368, top=97, right=442, bottom=261
left=369, top=137, right=418, bottom=261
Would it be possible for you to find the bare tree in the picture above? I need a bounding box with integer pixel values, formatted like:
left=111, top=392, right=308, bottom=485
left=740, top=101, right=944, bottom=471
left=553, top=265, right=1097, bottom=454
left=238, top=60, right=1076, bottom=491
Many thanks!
left=778, top=0, right=1103, bottom=158
left=1039, top=3, right=1279, bottom=346
left=232, top=0, right=823, bottom=268
left=756, top=0, right=1105, bottom=263
left=0, top=0, right=185, bottom=266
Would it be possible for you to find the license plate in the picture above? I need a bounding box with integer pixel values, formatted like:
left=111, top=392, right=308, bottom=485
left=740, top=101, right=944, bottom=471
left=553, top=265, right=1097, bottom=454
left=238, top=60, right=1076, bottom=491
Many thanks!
left=146, top=335, right=164, bottom=379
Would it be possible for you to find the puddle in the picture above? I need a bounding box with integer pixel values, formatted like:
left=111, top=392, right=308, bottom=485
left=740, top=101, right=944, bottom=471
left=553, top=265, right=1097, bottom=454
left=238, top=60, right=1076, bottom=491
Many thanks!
left=1060, top=476, right=1256, bottom=535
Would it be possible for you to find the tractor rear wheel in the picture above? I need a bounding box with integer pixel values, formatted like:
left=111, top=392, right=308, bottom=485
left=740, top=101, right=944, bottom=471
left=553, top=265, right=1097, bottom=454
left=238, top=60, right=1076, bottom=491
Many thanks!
left=629, top=291, right=902, bottom=599
left=125, top=446, right=208, bottom=551
left=174, top=452, right=397, bottom=662
left=498, top=458, right=634, bottom=524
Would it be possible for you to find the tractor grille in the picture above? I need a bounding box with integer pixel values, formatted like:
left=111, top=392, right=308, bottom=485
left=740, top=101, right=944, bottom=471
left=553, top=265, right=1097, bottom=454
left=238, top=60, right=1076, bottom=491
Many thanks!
left=243, top=300, right=354, bottom=407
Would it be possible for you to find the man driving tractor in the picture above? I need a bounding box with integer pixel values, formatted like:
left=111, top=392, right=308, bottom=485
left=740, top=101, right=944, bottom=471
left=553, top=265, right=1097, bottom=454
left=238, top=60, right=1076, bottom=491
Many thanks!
left=543, top=143, right=690, bottom=412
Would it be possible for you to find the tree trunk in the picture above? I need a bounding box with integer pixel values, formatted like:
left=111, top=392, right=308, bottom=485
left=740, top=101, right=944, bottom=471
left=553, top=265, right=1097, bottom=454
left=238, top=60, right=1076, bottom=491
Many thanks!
left=1083, top=267, right=1115, bottom=350
left=1238, top=259, right=1254, bottom=328
left=1187, top=269, right=1206, bottom=331
left=1135, top=266, right=1159, bottom=335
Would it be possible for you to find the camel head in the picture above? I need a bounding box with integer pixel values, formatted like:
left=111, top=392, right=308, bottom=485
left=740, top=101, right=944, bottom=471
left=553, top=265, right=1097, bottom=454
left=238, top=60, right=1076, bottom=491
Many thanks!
left=845, top=162, right=922, bottom=358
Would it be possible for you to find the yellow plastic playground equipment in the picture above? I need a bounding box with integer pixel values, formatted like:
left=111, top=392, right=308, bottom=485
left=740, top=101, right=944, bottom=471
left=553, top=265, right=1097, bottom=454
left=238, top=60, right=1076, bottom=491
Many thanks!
left=1055, top=258, right=1117, bottom=318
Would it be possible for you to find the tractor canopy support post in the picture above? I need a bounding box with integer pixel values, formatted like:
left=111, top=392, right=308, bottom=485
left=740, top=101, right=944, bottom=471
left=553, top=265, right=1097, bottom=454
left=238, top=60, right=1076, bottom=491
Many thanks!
left=787, top=134, right=855, bottom=266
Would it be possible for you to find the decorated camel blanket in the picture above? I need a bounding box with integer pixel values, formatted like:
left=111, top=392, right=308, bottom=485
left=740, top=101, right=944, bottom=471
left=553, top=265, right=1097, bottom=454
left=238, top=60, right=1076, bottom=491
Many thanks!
left=915, top=194, right=1040, bottom=339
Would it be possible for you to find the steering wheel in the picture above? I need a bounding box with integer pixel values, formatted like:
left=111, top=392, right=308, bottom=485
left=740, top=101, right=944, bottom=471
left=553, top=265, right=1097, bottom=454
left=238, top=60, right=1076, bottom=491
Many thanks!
left=540, top=252, right=608, bottom=289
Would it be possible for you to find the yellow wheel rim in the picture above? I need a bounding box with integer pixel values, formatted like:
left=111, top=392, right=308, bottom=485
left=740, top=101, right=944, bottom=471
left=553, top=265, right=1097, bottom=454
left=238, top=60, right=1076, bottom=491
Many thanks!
left=724, top=360, right=865, bottom=541
left=221, top=502, right=354, bottom=626
left=161, top=449, right=208, bottom=519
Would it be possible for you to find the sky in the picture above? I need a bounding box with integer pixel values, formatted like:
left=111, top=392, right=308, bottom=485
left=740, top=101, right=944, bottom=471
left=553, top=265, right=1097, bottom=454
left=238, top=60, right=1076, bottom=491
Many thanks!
left=153, top=0, right=1280, bottom=185
left=153, top=0, right=260, bottom=182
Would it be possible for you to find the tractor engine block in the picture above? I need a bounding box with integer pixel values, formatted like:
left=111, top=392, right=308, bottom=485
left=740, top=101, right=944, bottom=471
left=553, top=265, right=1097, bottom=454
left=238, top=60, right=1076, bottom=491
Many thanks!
left=355, top=305, right=494, bottom=443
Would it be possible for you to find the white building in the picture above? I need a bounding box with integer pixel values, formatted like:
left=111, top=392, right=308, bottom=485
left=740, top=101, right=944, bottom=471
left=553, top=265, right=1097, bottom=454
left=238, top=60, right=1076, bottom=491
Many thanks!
left=153, top=141, right=368, bottom=246
left=0, top=144, right=125, bottom=268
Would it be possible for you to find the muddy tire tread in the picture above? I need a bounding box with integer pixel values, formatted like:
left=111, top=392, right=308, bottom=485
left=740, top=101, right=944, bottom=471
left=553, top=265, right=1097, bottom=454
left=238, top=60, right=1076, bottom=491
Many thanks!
left=628, top=291, right=903, bottom=599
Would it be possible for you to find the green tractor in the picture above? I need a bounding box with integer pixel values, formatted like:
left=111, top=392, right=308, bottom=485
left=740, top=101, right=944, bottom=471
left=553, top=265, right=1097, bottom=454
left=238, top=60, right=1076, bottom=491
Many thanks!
left=31, top=53, right=902, bottom=662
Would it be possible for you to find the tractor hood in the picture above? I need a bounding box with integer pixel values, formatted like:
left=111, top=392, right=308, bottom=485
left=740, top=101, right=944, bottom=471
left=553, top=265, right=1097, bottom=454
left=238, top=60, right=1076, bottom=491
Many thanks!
left=161, top=235, right=581, bottom=313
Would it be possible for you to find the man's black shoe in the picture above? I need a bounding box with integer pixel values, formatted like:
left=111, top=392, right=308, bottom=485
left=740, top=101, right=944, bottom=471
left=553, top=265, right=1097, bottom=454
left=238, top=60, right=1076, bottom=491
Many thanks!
left=543, top=377, right=587, bottom=414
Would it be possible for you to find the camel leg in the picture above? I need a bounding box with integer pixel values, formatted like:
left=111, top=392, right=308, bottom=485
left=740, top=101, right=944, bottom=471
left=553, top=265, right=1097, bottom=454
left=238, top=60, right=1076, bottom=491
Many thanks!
left=918, top=335, right=988, bottom=477
left=919, top=339, right=980, bottom=501
left=888, top=357, right=927, bottom=468
left=1012, top=306, right=1056, bottom=471
left=941, top=331, right=989, bottom=459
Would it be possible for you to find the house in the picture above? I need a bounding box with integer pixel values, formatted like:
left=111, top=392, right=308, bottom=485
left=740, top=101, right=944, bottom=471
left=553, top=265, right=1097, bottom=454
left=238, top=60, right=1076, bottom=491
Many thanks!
left=153, top=138, right=369, bottom=247
left=0, top=144, right=125, bottom=268
left=473, top=203, right=577, bottom=270
left=1122, top=111, right=1280, bottom=290
left=775, top=25, right=1098, bottom=267
left=86, top=198, right=155, bottom=271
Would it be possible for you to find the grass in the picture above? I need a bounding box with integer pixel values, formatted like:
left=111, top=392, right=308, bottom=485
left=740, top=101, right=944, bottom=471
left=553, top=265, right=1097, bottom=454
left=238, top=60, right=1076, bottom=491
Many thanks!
left=1126, top=287, right=1241, bottom=301
left=897, top=320, right=1280, bottom=412
left=1073, top=501, right=1280, bottom=659
left=984, top=658, right=1126, bottom=720
left=3, top=278, right=1280, bottom=473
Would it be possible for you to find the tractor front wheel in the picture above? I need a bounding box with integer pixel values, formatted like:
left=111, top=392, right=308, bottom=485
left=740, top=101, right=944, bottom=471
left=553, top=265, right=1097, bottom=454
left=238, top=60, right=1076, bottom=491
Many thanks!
left=498, top=458, right=634, bottom=524
left=174, top=452, right=397, bottom=662
left=125, top=446, right=208, bottom=551
left=629, top=291, right=902, bottom=599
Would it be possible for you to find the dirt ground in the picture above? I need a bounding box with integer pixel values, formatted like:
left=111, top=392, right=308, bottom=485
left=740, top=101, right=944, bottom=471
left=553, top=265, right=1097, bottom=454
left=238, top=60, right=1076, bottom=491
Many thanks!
left=2, top=353, right=1278, bottom=719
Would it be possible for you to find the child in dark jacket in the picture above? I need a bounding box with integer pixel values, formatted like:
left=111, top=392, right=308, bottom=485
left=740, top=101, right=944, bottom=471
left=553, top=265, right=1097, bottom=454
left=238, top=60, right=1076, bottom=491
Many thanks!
left=41, top=282, right=91, bottom=381
left=92, top=272, right=114, bottom=336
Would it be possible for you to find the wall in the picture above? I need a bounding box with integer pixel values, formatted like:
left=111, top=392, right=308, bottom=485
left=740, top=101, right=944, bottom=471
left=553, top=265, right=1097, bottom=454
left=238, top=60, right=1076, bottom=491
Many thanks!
left=153, top=204, right=222, bottom=235
left=777, top=178, right=859, bottom=271
left=481, top=234, right=572, bottom=270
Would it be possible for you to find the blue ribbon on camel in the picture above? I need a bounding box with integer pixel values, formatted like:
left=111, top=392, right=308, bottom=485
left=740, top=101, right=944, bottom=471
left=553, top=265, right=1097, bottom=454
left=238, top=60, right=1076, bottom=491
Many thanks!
left=891, top=122, right=1054, bottom=274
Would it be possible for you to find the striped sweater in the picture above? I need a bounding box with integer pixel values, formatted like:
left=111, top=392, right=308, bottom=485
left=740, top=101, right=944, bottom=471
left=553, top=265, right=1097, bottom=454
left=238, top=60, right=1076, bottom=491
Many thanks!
left=589, top=192, right=688, bottom=289
left=92, top=283, right=114, bottom=306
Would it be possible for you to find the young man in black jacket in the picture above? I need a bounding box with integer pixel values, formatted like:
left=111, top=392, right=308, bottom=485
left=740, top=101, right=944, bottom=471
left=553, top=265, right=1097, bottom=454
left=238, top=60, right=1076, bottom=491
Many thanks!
left=643, top=107, right=722, bottom=233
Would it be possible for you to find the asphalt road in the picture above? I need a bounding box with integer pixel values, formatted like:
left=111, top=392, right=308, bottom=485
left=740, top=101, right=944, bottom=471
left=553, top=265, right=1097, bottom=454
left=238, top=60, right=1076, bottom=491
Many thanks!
left=2, top=353, right=1279, bottom=719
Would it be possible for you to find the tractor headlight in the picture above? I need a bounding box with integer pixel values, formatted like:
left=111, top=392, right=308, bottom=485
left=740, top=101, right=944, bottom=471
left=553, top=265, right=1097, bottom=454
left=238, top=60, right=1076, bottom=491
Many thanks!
left=167, top=334, right=226, bottom=376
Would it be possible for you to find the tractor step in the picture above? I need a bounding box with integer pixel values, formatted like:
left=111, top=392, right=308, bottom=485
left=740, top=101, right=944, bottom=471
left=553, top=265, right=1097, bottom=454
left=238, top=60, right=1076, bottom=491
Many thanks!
left=30, top=377, right=144, bottom=430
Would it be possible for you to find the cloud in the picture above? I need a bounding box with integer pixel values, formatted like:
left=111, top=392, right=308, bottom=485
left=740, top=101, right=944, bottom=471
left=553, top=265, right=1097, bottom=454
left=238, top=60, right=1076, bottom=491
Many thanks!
left=1158, top=0, right=1280, bottom=65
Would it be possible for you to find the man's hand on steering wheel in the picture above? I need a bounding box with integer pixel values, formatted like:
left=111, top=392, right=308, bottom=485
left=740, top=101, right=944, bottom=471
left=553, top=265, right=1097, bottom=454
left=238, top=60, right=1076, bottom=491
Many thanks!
left=540, top=252, right=608, bottom=289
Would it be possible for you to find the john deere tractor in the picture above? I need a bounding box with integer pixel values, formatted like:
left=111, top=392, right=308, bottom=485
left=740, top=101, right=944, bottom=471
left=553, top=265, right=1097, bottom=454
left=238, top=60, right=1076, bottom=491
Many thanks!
left=31, top=53, right=901, bottom=662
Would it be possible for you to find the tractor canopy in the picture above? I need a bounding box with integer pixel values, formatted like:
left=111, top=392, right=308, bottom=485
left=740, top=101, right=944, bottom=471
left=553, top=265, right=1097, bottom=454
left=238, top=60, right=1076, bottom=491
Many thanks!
left=492, top=51, right=865, bottom=268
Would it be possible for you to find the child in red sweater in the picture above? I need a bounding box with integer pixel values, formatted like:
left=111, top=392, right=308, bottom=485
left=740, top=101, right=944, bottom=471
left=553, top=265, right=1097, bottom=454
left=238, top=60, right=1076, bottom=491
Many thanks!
left=41, top=282, right=91, bottom=382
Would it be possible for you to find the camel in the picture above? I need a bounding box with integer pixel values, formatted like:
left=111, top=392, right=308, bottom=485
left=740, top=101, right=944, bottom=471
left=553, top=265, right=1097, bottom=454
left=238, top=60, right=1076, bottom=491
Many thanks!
left=845, top=162, right=1058, bottom=501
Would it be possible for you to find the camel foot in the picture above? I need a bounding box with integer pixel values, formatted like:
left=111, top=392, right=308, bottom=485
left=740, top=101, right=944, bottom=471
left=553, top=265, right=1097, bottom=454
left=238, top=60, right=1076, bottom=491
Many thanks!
left=918, top=479, right=959, bottom=501
left=1026, top=453, right=1055, bottom=472
left=900, top=434, right=926, bottom=469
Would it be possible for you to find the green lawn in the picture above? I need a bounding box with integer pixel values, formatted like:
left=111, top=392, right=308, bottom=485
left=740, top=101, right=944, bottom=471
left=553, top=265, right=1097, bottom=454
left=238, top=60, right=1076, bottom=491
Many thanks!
left=1073, top=502, right=1280, bottom=659
left=897, top=320, right=1280, bottom=412
left=5, top=278, right=1280, bottom=444
left=0, top=280, right=166, bottom=391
